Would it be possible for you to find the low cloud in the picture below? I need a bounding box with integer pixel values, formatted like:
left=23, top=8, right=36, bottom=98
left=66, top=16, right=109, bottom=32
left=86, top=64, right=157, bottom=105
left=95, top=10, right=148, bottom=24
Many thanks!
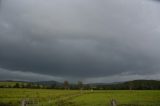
left=0, top=67, right=64, bottom=82
left=84, top=72, right=160, bottom=83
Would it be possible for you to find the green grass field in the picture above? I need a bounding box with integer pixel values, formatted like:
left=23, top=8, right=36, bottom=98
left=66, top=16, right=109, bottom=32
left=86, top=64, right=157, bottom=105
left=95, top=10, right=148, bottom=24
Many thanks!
left=0, top=89, right=159, bottom=106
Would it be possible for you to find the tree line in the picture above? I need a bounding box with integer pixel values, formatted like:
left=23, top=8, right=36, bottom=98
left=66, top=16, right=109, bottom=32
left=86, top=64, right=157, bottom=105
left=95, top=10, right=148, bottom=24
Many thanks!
left=0, top=80, right=160, bottom=90
left=0, top=81, right=85, bottom=90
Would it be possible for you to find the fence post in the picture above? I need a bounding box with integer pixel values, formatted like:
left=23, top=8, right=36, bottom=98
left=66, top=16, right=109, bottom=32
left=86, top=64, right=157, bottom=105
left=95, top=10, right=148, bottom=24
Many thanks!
left=21, top=99, right=26, bottom=106
left=110, top=99, right=117, bottom=106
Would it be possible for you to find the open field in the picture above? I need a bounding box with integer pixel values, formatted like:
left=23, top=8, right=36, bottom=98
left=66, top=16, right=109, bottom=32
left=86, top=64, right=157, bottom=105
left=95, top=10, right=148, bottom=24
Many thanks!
left=0, top=89, right=159, bottom=106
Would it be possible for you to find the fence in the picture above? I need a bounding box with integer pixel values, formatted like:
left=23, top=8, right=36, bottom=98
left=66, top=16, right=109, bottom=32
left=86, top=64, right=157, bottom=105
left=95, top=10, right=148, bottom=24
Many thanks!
left=21, top=99, right=39, bottom=106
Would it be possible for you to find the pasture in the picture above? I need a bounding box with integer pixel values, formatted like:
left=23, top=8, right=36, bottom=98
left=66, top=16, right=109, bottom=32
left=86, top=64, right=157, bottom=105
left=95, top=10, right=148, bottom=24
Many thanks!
left=0, top=89, right=159, bottom=106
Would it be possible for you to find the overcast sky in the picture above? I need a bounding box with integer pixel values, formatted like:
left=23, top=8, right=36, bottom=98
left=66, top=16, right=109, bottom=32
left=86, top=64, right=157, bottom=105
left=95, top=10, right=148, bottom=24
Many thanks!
left=0, top=0, right=160, bottom=83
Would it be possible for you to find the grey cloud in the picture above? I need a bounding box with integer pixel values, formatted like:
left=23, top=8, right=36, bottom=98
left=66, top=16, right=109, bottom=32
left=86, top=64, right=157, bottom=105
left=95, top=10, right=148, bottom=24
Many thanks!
left=84, top=72, right=160, bottom=83
left=0, top=0, right=160, bottom=82
left=0, top=67, right=63, bottom=81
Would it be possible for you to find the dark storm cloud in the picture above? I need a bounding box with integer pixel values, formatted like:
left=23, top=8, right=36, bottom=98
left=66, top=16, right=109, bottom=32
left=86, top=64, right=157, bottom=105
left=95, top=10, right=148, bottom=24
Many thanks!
left=152, top=0, right=160, bottom=3
left=0, top=0, right=160, bottom=82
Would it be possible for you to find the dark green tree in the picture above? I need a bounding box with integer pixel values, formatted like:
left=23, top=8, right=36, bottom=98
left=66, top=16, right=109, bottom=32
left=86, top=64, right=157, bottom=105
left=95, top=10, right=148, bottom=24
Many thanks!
left=14, top=83, right=20, bottom=88
left=77, top=81, right=83, bottom=90
left=64, top=80, right=69, bottom=90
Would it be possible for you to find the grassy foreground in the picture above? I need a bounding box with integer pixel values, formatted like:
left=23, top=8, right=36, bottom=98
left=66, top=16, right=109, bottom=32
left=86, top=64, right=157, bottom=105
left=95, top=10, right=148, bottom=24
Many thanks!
left=0, top=89, right=159, bottom=106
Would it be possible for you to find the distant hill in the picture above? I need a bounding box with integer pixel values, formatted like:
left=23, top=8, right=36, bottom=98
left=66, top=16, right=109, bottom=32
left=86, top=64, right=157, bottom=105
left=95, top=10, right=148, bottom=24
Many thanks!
left=123, top=80, right=160, bottom=90
left=88, top=80, right=160, bottom=90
